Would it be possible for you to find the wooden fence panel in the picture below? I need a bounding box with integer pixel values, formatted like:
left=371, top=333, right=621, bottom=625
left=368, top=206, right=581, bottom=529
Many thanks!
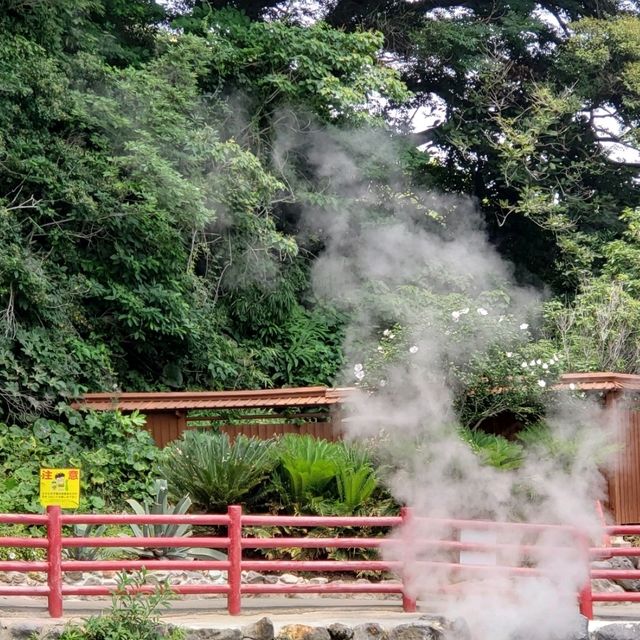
left=612, top=409, right=640, bottom=524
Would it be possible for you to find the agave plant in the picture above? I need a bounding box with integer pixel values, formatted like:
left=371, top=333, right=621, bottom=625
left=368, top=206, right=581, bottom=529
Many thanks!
left=126, top=480, right=225, bottom=560
left=64, top=523, right=109, bottom=561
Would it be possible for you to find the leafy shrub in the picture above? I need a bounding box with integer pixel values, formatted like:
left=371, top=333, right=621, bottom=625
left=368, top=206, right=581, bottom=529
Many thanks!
left=58, top=571, right=184, bottom=640
left=0, top=411, right=159, bottom=512
left=157, top=432, right=276, bottom=512
left=0, top=524, right=46, bottom=562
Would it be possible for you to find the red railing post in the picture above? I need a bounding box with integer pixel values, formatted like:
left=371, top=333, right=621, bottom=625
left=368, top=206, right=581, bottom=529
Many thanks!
left=400, top=506, right=417, bottom=612
left=577, top=531, right=593, bottom=620
left=47, top=505, right=63, bottom=618
left=227, top=505, right=242, bottom=615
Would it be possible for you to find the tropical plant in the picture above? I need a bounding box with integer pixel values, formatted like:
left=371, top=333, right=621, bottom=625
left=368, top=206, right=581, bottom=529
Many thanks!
left=126, top=480, right=225, bottom=560
left=277, top=435, right=340, bottom=510
left=157, top=432, right=277, bottom=513
left=459, top=427, right=525, bottom=471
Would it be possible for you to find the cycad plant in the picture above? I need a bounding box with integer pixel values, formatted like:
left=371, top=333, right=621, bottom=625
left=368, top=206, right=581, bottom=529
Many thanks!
left=156, top=432, right=276, bottom=512
left=126, top=479, right=225, bottom=560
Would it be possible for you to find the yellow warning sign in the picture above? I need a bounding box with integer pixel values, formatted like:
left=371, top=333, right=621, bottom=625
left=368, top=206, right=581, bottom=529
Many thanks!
left=39, top=468, right=80, bottom=508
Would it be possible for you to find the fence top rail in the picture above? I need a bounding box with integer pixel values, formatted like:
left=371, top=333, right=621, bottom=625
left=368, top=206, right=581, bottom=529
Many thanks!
left=241, top=515, right=402, bottom=527
left=60, top=514, right=231, bottom=525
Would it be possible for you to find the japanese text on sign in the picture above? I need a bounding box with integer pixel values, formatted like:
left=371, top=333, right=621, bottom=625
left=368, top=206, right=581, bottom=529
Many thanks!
left=40, top=468, right=80, bottom=508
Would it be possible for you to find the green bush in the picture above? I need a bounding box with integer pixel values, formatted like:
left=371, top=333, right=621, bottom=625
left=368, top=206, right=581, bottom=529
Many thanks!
left=157, top=431, right=277, bottom=512
left=0, top=411, right=159, bottom=513
left=272, top=435, right=392, bottom=516
left=58, top=571, right=184, bottom=640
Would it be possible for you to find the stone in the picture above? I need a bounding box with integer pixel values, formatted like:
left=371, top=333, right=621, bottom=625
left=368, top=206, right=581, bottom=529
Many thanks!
left=608, top=556, right=640, bottom=591
left=327, top=623, right=353, bottom=640
left=388, top=623, right=440, bottom=640
left=5, top=622, right=64, bottom=639
left=264, top=575, right=279, bottom=584
left=277, top=625, right=331, bottom=640
left=591, top=578, right=625, bottom=594
left=594, top=623, right=640, bottom=640
left=182, top=629, right=242, bottom=640
left=242, top=618, right=274, bottom=640
left=310, top=577, right=329, bottom=585
left=417, top=617, right=471, bottom=640
left=352, top=623, right=387, bottom=640
left=279, top=573, right=301, bottom=585
left=509, top=615, right=588, bottom=640
left=243, top=571, right=267, bottom=584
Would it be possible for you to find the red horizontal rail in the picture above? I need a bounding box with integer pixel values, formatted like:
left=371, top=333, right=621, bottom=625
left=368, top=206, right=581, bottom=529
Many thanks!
left=0, top=586, right=49, bottom=596
left=0, top=514, right=48, bottom=525
left=243, top=583, right=403, bottom=594
left=62, top=584, right=230, bottom=596
left=61, top=560, right=229, bottom=571
left=0, top=537, right=48, bottom=548
left=0, top=561, right=48, bottom=571
left=0, top=505, right=617, bottom=620
left=241, top=537, right=386, bottom=548
left=242, top=515, right=401, bottom=527
left=63, top=536, right=230, bottom=548
left=61, top=515, right=230, bottom=525
left=242, top=560, right=398, bottom=572
left=592, top=592, right=640, bottom=602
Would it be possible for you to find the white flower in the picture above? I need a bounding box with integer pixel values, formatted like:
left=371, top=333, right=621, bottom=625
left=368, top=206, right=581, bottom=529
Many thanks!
left=498, top=315, right=505, bottom=323
left=537, top=380, right=546, bottom=388
left=389, top=333, right=395, bottom=339
left=379, top=380, right=387, bottom=388
left=355, top=370, right=365, bottom=381
left=409, top=345, right=419, bottom=354
left=461, top=308, right=470, bottom=314
left=542, top=363, right=548, bottom=370
left=569, top=383, right=576, bottom=391
left=506, top=352, right=513, bottom=358
left=519, top=323, right=529, bottom=330
left=451, top=311, right=461, bottom=321
left=529, top=360, right=536, bottom=367
left=553, top=354, right=560, bottom=362
left=536, top=359, right=542, bottom=365
left=383, top=329, right=390, bottom=337
left=354, top=363, right=363, bottom=372
left=477, top=307, right=488, bottom=316
left=377, top=346, right=384, bottom=352
left=521, top=362, right=528, bottom=368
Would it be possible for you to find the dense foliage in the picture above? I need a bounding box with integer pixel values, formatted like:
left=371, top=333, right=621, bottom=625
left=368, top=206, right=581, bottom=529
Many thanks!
left=0, top=411, right=158, bottom=512
left=2, top=0, right=640, bottom=433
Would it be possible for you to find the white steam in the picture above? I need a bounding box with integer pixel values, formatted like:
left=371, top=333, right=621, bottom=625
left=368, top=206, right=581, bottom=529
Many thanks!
left=274, top=118, right=613, bottom=639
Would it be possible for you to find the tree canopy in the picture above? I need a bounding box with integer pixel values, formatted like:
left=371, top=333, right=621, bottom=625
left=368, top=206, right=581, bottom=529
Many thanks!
left=2, top=0, right=640, bottom=426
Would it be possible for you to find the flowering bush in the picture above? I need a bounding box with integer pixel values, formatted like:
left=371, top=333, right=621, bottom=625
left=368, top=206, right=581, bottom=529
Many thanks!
left=349, top=291, right=564, bottom=429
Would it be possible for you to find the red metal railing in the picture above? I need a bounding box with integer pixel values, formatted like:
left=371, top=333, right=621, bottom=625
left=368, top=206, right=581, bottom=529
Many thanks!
left=2, top=507, right=638, bottom=620
left=581, top=523, right=640, bottom=618
left=0, top=506, right=412, bottom=617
